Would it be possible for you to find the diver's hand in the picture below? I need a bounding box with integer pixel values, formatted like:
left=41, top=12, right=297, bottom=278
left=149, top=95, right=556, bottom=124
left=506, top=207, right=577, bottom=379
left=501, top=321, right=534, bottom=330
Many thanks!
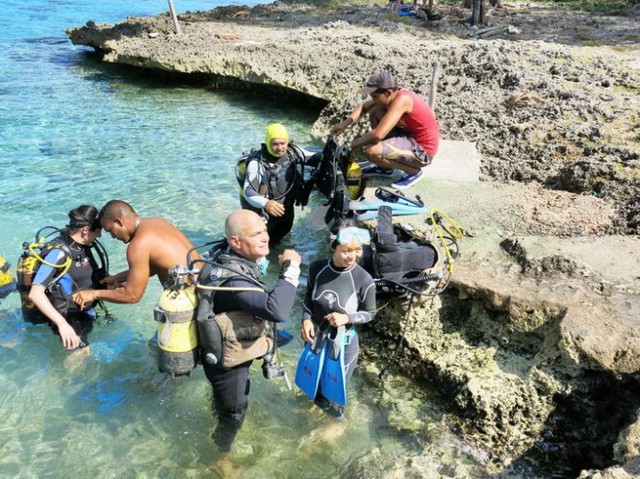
left=72, top=290, right=96, bottom=310
left=265, top=200, right=285, bottom=217
left=329, top=120, right=350, bottom=137
left=57, top=321, right=81, bottom=350
left=325, top=312, right=349, bottom=328
left=279, top=249, right=301, bottom=266
left=301, top=318, right=315, bottom=344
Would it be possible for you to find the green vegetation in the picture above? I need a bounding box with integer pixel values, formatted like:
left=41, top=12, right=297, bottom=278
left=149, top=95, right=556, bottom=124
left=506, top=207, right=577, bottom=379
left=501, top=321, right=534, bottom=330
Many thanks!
left=613, top=163, right=639, bottom=181
left=435, top=0, right=639, bottom=16
left=537, top=0, right=639, bottom=15
left=311, top=0, right=377, bottom=7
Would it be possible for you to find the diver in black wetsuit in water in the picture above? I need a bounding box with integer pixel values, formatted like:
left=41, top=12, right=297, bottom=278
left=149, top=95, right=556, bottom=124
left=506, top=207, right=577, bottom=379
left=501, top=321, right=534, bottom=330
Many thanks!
left=198, top=210, right=301, bottom=462
left=300, top=220, right=377, bottom=418
left=239, top=123, right=307, bottom=245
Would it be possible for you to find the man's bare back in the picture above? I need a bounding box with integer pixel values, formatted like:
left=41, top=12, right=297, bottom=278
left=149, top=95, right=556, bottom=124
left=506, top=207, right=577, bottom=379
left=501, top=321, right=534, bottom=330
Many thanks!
left=72, top=200, right=199, bottom=308
left=129, top=217, right=195, bottom=285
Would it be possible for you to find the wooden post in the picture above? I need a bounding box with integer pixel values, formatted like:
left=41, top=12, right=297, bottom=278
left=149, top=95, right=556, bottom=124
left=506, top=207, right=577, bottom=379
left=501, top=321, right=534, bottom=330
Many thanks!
left=471, top=0, right=480, bottom=25
left=167, top=0, right=182, bottom=34
left=429, top=62, right=441, bottom=112
left=471, top=0, right=486, bottom=25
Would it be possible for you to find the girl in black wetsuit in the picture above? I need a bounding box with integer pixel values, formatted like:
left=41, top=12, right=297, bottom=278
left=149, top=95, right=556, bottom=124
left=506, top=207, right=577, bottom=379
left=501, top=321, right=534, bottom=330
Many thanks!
left=301, top=222, right=377, bottom=418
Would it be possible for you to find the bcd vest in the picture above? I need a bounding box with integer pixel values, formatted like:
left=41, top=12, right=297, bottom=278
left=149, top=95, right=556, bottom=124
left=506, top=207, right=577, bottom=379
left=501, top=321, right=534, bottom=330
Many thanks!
left=195, top=251, right=273, bottom=369
left=237, top=144, right=307, bottom=206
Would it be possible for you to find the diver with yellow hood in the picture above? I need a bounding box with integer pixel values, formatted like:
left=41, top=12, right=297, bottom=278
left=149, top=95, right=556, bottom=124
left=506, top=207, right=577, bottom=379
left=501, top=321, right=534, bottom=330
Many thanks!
left=238, top=123, right=307, bottom=245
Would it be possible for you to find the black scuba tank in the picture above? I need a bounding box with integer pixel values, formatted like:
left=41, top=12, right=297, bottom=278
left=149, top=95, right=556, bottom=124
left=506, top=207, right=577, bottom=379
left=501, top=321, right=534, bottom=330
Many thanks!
left=195, top=260, right=224, bottom=366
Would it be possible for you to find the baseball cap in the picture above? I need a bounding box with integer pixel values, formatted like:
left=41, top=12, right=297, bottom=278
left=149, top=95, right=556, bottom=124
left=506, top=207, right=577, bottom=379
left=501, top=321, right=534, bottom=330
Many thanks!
left=360, top=71, right=397, bottom=96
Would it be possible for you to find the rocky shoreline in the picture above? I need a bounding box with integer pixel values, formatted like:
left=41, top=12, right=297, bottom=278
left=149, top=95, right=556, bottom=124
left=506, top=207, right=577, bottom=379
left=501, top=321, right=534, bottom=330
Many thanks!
left=67, top=2, right=640, bottom=476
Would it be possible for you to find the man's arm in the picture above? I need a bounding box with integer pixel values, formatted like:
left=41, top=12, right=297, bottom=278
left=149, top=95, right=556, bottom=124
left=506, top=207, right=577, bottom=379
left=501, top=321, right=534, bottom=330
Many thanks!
left=97, top=239, right=151, bottom=303
left=351, top=94, right=413, bottom=150
left=73, top=238, right=151, bottom=307
left=101, top=270, right=128, bottom=288
left=220, top=251, right=301, bottom=322
left=329, top=99, right=376, bottom=136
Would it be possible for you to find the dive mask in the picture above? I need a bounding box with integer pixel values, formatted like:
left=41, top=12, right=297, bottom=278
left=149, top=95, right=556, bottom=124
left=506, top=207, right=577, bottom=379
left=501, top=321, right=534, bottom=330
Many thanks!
left=334, top=227, right=371, bottom=246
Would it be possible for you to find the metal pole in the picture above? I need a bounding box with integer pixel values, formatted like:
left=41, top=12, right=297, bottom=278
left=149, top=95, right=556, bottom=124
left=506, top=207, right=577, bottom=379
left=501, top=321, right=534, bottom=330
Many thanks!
left=167, top=0, right=182, bottom=34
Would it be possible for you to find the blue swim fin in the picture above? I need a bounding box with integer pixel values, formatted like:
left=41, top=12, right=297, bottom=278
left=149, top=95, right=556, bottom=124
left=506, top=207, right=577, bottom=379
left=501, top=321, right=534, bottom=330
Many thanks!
left=295, top=327, right=328, bottom=400
left=319, top=326, right=347, bottom=406
left=348, top=198, right=428, bottom=221
left=348, top=196, right=426, bottom=212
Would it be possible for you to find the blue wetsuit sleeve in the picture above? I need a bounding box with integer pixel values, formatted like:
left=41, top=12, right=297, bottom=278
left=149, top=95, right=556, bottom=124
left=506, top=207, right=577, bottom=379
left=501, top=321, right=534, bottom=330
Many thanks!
left=243, top=158, right=269, bottom=209
left=348, top=267, right=376, bottom=325
left=32, top=249, right=67, bottom=287
left=224, top=276, right=297, bottom=323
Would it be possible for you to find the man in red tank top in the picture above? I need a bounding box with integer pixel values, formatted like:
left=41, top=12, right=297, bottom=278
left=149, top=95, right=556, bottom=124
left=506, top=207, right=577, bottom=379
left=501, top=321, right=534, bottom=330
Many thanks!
left=330, top=71, right=440, bottom=189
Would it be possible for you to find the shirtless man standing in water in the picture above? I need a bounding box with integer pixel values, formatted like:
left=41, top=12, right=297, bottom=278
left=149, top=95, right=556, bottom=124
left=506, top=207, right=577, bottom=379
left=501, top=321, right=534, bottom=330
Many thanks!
left=72, top=199, right=198, bottom=308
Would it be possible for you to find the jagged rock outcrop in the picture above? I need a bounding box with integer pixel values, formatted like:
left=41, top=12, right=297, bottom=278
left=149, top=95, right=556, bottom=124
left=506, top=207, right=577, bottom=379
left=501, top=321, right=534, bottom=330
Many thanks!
left=67, top=2, right=640, bottom=233
left=364, top=177, right=640, bottom=475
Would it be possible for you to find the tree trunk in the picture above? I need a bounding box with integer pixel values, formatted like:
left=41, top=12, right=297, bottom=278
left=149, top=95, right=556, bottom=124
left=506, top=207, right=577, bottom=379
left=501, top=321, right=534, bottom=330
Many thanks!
left=470, top=0, right=486, bottom=26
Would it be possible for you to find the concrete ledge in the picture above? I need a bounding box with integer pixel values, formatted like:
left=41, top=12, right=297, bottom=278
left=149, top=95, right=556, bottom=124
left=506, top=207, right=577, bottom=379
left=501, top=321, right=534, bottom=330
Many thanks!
left=427, top=140, right=481, bottom=183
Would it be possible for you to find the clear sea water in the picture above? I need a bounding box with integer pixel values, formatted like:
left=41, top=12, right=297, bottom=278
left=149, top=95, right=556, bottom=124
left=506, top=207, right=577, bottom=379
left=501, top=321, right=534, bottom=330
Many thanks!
left=0, top=1, right=486, bottom=477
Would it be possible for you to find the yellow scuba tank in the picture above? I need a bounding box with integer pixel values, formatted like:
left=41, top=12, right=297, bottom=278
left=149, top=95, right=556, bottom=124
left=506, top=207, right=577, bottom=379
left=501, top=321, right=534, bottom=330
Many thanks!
left=16, top=250, right=47, bottom=323
left=154, top=286, right=199, bottom=377
left=16, top=231, right=71, bottom=324
left=0, top=256, right=16, bottom=300
left=346, top=161, right=363, bottom=200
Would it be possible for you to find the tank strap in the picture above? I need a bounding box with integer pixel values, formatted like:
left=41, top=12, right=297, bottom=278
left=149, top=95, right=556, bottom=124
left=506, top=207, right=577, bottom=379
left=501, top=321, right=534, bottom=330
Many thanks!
left=196, top=253, right=265, bottom=294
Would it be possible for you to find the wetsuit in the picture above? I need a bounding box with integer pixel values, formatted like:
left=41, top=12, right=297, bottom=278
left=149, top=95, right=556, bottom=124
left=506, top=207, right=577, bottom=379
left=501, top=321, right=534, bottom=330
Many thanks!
left=199, top=249, right=300, bottom=452
left=32, top=236, right=100, bottom=344
left=303, top=259, right=376, bottom=391
left=240, top=143, right=305, bottom=245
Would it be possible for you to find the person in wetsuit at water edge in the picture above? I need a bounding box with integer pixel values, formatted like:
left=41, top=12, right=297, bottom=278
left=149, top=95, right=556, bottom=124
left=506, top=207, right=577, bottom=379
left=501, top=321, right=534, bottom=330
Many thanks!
left=29, top=205, right=105, bottom=351
left=300, top=219, right=376, bottom=419
left=239, top=123, right=307, bottom=245
left=198, top=209, right=301, bottom=463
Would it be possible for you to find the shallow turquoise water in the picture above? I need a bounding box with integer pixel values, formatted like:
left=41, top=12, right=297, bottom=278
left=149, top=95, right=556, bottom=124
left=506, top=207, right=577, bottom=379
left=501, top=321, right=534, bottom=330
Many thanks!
left=0, top=1, right=486, bottom=477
